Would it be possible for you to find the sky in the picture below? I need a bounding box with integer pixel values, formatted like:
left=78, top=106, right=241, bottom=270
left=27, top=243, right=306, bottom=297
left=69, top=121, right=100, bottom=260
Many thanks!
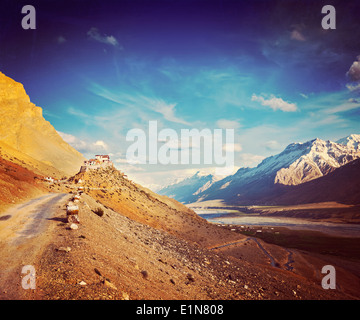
left=1, top=0, right=360, bottom=189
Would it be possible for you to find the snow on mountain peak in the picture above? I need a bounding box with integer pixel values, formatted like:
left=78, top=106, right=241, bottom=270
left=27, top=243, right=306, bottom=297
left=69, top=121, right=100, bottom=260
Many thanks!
left=158, top=134, right=360, bottom=204
left=336, top=134, right=360, bottom=150
left=274, top=135, right=360, bottom=185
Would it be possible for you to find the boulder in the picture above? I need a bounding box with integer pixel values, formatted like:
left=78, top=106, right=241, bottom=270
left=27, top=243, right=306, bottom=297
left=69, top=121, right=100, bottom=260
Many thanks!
left=68, top=214, right=80, bottom=224
left=57, top=246, right=71, bottom=253
left=66, top=205, right=79, bottom=215
left=69, top=223, right=79, bottom=230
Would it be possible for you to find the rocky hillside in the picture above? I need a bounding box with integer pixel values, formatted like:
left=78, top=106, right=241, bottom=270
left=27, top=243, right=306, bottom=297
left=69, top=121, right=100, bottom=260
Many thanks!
left=33, top=192, right=354, bottom=300
left=68, top=167, right=241, bottom=247
left=0, top=72, right=85, bottom=177
left=0, top=153, right=47, bottom=213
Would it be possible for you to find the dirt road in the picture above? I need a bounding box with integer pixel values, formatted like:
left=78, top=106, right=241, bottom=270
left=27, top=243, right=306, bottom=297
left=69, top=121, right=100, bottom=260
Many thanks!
left=0, top=193, right=70, bottom=299
left=210, top=237, right=278, bottom=267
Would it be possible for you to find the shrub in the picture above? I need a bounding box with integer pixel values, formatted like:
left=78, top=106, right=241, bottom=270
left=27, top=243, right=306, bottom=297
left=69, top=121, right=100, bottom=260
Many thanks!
left=93, top=207, right=104, bottom=217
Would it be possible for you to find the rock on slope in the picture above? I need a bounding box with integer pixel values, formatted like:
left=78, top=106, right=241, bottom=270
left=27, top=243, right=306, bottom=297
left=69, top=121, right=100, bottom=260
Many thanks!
left=0, top=72, right=85, bottom=177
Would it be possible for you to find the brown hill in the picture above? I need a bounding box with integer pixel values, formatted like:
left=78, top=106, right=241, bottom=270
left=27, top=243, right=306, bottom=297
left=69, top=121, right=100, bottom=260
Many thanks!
left=33, top=192, right=354, bottom=300
left=68, top=166, right=242, bottom=247
left=0, top=153, right=47, bottom=213
left=0, top=72, right=85, bottom=177
left=1, top=161, right=358, bottom=299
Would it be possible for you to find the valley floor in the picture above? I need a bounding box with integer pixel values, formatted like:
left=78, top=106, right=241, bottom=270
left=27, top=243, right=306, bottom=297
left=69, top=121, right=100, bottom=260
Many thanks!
left=0, top=191, right=358, bottom=300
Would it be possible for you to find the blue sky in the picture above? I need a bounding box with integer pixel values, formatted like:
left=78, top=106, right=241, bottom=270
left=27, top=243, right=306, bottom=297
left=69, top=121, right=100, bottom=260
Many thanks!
left=1, top=0, right=360, bottom=188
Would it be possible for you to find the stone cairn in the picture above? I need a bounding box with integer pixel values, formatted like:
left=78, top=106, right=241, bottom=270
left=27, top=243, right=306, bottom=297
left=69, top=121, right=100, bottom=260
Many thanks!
left=66, top=187, right=83, bottom=227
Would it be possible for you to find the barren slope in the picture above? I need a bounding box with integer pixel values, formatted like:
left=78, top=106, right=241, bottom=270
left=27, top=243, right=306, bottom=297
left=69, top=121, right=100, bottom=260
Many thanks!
left=0, top=154, right=48, bottom=213
left=69, top=167, right=242, bottom=248
left=0, top=72, right=85, bottom=177
left=1, top=167, right=358, bottom=300
left=33, top=193, right=354, bottom=300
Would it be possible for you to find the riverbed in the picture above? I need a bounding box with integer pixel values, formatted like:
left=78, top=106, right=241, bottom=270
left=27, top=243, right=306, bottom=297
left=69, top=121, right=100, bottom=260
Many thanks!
left=195, top=210, right=360, bottom=238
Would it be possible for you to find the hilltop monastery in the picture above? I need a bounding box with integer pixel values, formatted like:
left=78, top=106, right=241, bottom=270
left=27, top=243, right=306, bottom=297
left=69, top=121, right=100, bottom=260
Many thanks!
left=80, top=155, right=113, bottom=172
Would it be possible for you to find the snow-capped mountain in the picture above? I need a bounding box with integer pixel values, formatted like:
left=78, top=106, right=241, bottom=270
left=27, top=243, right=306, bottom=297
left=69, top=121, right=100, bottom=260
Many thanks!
left=274, top=137, right=360, bottom=185
left=336, top=134, right=360, bottom=150
left=263, top=158, right=360, bottom=205
left=158, top=171, right=221, bottom=203
left=159, top=134, right=360, bottom=205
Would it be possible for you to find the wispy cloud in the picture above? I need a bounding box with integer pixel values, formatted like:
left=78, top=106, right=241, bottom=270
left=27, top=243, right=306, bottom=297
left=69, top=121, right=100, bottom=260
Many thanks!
left=238, top=153, right=266, bottom=168
left=251, top=94, right=298, bottom=112
left=263, top=140, right=281, bottom=151
left=87, top=27, right=120, bottom=47
left=216, top=119, right=241, bottom=130
left=325, top=99, right=360, bottom=114
left=57, top=131, right=109, bottom=155
left=88, top=83, right=191, bottom=125
left=150, top=100, right=191, bottom=125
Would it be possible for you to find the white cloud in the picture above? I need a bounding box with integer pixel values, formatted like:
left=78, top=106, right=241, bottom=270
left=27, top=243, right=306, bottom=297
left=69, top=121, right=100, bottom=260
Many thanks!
left=93, top=140, right=108, bottom=150
left=222, top=143, right=242, bottom=152
left=346, top=56, right=360, bottom=82
left=263, top=140, right=280, bottom=151
left=114, top=158, right=129, bottom=164
left=238, top=153, right=266, bottom=168
left=251, top=94, right=298, bottom=112
left=118, top=163, right=145, bottom=172
left=346, top=56, right=360, bottom=93
left=87, top=27, right=120, bottom=47
left=346, top=82, right=360, bottom=92
left=57, top=131, right=109, bottom=154
left=290, top=30, right=306, bottom=41
left=216, top=119, right=241, bottom=129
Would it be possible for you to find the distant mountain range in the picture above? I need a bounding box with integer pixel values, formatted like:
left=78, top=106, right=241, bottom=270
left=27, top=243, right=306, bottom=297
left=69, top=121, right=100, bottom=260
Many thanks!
left=157, top=171, right=222, bottom=204
left=158, top=134, right=360, bottom=205
left=265, top=158, right=360, bottom=205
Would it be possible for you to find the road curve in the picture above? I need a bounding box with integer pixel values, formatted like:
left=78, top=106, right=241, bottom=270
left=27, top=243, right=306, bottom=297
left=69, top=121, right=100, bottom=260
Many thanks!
left=210, top=237, right=278, bottom=267
left=0, top=192, right=69, bottom=299
left=0, top=193, right=68, bottom=244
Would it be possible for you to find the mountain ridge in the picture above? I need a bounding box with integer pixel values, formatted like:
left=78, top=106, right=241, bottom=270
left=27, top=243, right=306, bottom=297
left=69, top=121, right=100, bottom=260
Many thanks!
left=158, top=135, right=360, bottom=205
